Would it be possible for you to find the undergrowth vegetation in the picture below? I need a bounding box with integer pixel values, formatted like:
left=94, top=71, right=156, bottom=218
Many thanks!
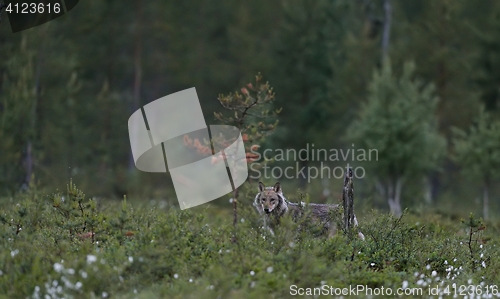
left=0, top=181, right=499, bottom=298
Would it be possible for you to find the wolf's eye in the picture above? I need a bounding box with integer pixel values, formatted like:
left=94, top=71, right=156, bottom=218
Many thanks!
left=261, top=198, right=265, bottom=201
left=271, top=199, right=275, bottom=202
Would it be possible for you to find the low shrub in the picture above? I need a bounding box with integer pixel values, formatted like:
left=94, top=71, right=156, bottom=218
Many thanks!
left=0, top=181, right=498, bottom=298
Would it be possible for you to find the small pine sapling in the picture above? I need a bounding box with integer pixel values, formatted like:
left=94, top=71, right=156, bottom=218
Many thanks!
left=183, top=73, right=280, bottom=242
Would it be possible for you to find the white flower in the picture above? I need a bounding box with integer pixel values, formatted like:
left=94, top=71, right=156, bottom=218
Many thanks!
left=128, top=256, right=133, bottom=263
left=402, top=281, right=408, bottom=289
left=431, top=271, right=437, bottom=277
left=189, top=278, right=193, bottom=283
left=174, top=273, right=179, bottom=279
left=10, top=249, right=19, bottom=258
left=481, top=261, right=487, bottom=268
left=102, top=291, right=108, bottom=298
left=250, top=271, right=255, bottom=276
left=266, top=267, right=273, bottom=273
left=86, top=255, right=97, bottom=264
left=75, top=282, right=83, bottom=290
left=53, top=263, right=64, bottom=273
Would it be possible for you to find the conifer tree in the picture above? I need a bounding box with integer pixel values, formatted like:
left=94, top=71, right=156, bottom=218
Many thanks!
left=474, top=8, right=500, bottom=112
left=271, top=0, right=344, bottom=187
left=452, top=108, right=500, bottom=220
left=346, top=61, right=446, bottom=216
left=0, top=35, right=36, bottom=192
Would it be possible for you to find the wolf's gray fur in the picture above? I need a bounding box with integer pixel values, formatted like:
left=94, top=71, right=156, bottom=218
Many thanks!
left=254, top=182, right=364, bottom=239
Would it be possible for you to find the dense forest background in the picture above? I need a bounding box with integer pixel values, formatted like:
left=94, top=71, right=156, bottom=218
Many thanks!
left=1, top=0, right=500, bottom=219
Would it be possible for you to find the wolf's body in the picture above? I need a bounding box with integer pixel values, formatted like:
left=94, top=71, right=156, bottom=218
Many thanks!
left=254, top=182, right=364, bottom=239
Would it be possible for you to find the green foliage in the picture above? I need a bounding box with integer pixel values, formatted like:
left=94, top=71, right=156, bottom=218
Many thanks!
left=472, top=3, right=500, bottom=111
left=215, top=73, right=280, bottom=142
left=0, top=34, right=36, bottom=192
left=452, top=107, right=500, bottom=184
left=271, top=0, right=344, bottom=151
left=214, top=74, right=280, bottom=233
left=462, top=213, right=489, bottom=272
left=346, top=60, right=447, bottom=215
left=50, top=179, right=105, bottom=243
left=359, top=210, right=424, bottom=272
left=347, top=60, right=446, bottom=180
left=0, top=0, right=499, bottom=209
left=0, top=183, right=499, bottom=298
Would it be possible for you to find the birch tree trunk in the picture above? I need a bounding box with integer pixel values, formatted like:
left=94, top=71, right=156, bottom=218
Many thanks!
left=381, top=0, right=392, bottom=62
left=387, top=177, right=403, bottom=217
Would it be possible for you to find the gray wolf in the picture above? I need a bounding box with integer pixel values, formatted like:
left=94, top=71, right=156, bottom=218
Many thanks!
left=254, top=182, right=364, bottom=239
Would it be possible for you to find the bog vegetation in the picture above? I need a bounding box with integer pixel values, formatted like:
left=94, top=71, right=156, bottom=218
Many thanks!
left=1, top=1, right=500, bottom=298
left=0, top=181, right=499, bottom=298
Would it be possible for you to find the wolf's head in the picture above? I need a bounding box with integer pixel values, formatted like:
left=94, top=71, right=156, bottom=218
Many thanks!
left=256, top=182, right=283, bottom=214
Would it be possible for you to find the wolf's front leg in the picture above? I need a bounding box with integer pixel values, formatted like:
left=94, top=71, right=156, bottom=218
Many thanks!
left=326, top=221, right=337, bottom=238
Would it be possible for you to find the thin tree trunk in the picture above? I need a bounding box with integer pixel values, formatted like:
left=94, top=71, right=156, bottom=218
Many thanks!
left=129, top=0, right=143, bottom=172
left=483, top=183, right=489, bottom=221
left=387, top=179, right=395, bottom=213
left=387, top=176, right=403, bottom=217
left=375, top=179, right=386, bottom=201
left=342, top=167, right=355, bottom=232
left=25, top=32, right=44, bottom=187
left=381, top=0, right=392, bottom=63
left=394, top=177, right=403, bottom=216
left=232, top=187, right=239, bottom=245
left=25, top=141, right=33, bottom=186
left=423, top=176, right=432, bottom=204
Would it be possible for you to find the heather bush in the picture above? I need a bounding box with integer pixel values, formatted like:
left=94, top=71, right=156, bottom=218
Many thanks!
left=0, top=182, right=498, bottom=298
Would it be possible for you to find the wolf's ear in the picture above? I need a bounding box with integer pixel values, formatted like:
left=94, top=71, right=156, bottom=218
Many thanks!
left=273, top=182, right=281, bottom=193
left=258, top=182, right=265, bottom=192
